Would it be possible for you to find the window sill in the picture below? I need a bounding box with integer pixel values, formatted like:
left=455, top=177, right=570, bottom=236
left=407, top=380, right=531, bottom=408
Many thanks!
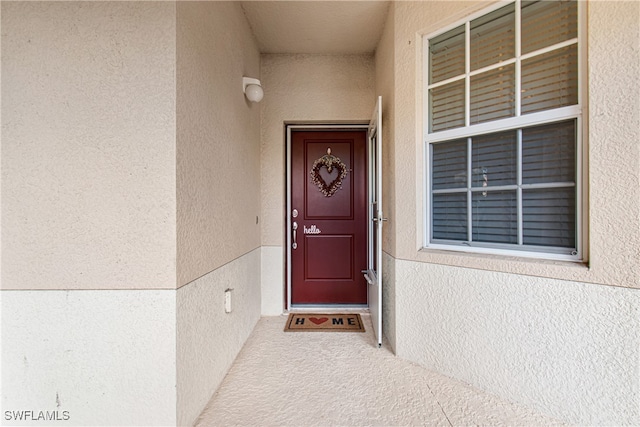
left=416, top=246, right=589, bottom=279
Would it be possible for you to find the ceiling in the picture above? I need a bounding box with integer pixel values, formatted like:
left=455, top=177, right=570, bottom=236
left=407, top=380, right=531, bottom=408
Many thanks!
left=240, top=1, right=391, bottom=54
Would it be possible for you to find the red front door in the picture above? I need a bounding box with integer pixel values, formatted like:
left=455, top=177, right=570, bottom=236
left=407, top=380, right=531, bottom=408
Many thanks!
left=290, top=130, right=368, bottom=305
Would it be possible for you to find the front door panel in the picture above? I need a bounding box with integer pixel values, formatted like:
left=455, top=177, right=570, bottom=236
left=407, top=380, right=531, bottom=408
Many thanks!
left=291, top=131, right=367, bottom=305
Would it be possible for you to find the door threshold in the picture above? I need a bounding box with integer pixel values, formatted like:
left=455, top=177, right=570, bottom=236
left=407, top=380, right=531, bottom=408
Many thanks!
left=287, top=304, right=368, bottom=314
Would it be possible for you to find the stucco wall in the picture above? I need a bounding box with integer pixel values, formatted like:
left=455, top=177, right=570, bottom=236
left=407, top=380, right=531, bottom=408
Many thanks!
left=177, top=249, right=261, bottom=427
left=587, top=0, right=640, bottom=289
left=1, top=1, right=177, bottom=291
left=385, top=1, right=640, bottom=424
left=394, top=258, right=639, bottom=425
left=260, top=54, right=376, bottom=314
left=175, top=2, right=262, bottom=425
left=176, top=1, right=261, bottom=288
left=2, top=2, right=265, bottom=425
left=1, top=290, right=177, bottom=426
left=1, top=3, right=179, bottom=425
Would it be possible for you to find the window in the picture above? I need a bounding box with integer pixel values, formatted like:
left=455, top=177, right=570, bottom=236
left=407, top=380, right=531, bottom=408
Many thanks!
left=424, top=0, right=583, bottom=260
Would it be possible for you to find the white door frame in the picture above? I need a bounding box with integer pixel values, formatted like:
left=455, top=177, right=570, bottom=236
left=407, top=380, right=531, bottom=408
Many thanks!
left=285, top=123, right=369, bottom=312
left=364, top=95, right=384, bottom=347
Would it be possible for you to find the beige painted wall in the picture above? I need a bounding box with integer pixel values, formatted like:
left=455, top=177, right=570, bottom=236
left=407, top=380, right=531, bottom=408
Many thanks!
left=175, top=3, right=262, bottom=424
left=176, top=2, right=261, bottom=288
left=1, top=1, right=177, bottom=290
left=2, top=3, right=179, bottom=424
left=586, top=0, right=640, bottom=289
left=389, top=1, right=639, bottom=289
left=394, top=258, right=640, bottom=425
left=260, top=54, right=376, bottom=247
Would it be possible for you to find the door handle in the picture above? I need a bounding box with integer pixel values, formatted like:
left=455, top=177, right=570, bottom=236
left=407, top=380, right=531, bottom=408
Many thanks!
left=292, top=221, right=298, bottom=249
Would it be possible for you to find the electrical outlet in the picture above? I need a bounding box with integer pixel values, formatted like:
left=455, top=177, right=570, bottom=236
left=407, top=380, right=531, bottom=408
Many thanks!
left=224, top=289, right=232, bottom=313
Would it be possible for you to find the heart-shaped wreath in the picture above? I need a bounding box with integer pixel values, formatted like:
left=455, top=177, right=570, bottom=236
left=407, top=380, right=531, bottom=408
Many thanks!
left=310, top=148, right=348, bottom=197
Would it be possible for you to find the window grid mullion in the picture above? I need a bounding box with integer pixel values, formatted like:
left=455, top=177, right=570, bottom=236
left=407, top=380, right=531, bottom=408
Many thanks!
left=426, top=105, right=581, bottom=144
left=427, top=143, right=432, bottom=246
left=578, top=0, right=586, bottom=108
left=431, top=182, right=576, bottom=193
left=515, top=0, right=522, bottom=118
left=465, top=21, right=471, bottom=243
left=521, top=182, right=576, bottom=190
left=426, top=74, right=465, bottom=91
left=432, top=188, right=469, bottom=194
left=575, top=116, right=583, bottom=258
left=465, top=21, right=470, bottom=128
left=520, top=38, right=578, bottom=62
left=517, top=128, right=523, bottom=245
left=467, top=137, right=473, bottom=243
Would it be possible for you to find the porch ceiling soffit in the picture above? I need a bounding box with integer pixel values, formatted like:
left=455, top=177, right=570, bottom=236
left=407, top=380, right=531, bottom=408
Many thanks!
left=240, top=1, right=390, bottom=54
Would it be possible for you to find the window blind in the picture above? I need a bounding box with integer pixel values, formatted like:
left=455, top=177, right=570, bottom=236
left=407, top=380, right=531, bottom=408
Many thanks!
left=432, top=139, right=467, bottom=189
left=431, top=122, right=577, bottom=252
left=470, top=4, right=515, bottom=71
left=429, top=26, right=465, bottom=84
left=522, top=120, right=575, bottom=184
left=522, top=0, right=577, bottom=55
left=471, top=131, right=517, bottom=187
left=432, top=193, right=467, bottom=241
left=521, top=45, right=578, bottom=114
left=430, top=80, right=465, bottom=132
left=470, top=64, right=516, bottom=125
left=523, top=188, right=575, bottom=248
left=472, top=191, right=518, bottom=244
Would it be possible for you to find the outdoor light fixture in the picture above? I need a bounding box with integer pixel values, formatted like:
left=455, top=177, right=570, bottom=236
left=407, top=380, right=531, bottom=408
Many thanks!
left=242, top=77, right=263, bottom=103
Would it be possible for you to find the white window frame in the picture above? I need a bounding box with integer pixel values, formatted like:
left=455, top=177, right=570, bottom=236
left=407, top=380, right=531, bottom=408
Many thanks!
left=423, top=0, right=586, bottom=262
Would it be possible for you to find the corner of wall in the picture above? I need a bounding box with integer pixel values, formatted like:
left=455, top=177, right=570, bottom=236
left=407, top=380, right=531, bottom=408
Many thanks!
left=381, top=251, right=397, bottom=353
left=177, top=249, right=261, bottom=427
left=261, top=246, right=285, bottom=316
left=175, top=2, right=263, bottom=424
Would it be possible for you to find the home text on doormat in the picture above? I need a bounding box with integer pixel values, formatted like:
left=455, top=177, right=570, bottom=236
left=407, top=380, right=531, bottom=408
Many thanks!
left=284, top=313, right=365, bottom=332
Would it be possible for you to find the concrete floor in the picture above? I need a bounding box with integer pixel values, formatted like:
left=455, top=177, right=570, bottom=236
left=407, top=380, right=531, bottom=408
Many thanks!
left=196, top=315, right=562, bottom=426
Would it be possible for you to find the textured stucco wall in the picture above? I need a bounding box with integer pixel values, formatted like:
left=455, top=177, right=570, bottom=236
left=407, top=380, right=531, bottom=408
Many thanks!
left=1, top=1, right=177, bottom=290
left=177, top=249, right=261, bottom=427
left=385, top=1, right=640, bottom=425
left=175, top=3, right=263, bottom=425
left=176, top=1, right=261, bottom=288
left=261, top=246, right=284, bottom=316
left=587, top=0, right=640, bottom=289
left=1, top=3, right=179, bottom=425
left=3, top=2, right=265, bottom=425
left=260, top=54, right=375, bottom=314
left=1, top=290, right=177, bottom=426
left=381, top=252, right=396, bottom=352
left=393, top=258, right=640, bottom=425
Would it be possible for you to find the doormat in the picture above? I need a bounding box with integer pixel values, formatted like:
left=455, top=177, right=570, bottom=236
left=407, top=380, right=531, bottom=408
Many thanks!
left=284, top=313, right=365, bottom=332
